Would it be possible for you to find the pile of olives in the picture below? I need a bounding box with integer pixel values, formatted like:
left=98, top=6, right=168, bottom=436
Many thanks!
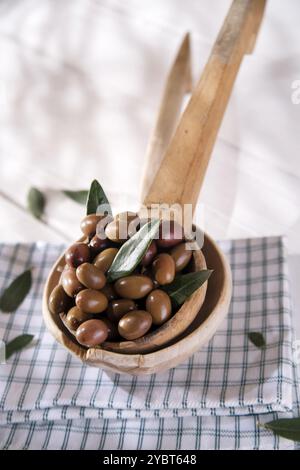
left=48, top=212, right=194, bottom=348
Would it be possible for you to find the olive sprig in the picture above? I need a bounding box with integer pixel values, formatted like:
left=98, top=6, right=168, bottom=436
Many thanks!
left=162, top=270, right=213, bottom=308
left=248, top=331, right=266, bottom=349
left=0, top=269, right=35, bottom=360
left=5, top=334, right=35, bottom=360
left=260, top=417, right=300, bottom=442
left=63, top=190, right=88, bottom=205
left=0, top=269, right=32, bottom=313
left=107, top=219, right=160, bottom=282
left=86, top=179, right=112, bottom=216
left=27, top=187, right=45, bottom=220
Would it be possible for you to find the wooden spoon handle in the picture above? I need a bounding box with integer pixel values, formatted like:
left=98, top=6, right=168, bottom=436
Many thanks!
left=143, top=0, right=266, bottom=213
left=140, top=33, right=192, bottom=202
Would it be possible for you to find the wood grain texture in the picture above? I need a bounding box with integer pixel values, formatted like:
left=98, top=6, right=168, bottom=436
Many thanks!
left=140, top=33, right=192, bottom=202
left=144, top=0, right=267, bottom=212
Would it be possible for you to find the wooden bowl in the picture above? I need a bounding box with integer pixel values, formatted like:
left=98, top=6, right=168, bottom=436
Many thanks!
left=42, top=232, right=232, bottom=375
left=43, top=231, right=208, bottom=354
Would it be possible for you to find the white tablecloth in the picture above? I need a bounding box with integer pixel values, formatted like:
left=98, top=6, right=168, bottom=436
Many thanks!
left=0, top=237, right=299, bottom=449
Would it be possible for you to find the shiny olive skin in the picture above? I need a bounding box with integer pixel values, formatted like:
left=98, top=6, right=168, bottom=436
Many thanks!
left=118, top=310, right=152, bottom=340
left=65, top=306, right=92, bottom=330
left=61, top=267, right=84, bottom=297
left=80, top=214, right=105, bottom=238
left=89, top=234, right=111, bottom=255
left=49, top=284, right=71, bottom=315
left=105, top=212, right=140, bottom=243
left=107, top=299, right=136, bottom=323
left=146, top=289, right=172, bottom=326
left=157, top=220, right=184, bottom=248
left=75, top=319, right=108, bottom=347
left=76, top=289, right=108, bottom=313
left=141, top=241, right=157, bottom=267
left=114, top=275, right=153, bottom=300
left=76, top=263, right=106, bottom=290
left=101, top=318, right=119, bottom=340
left=152, top=253, right=175, bottom=285
left=93, top=247, right=118, bottom=273
left=101, top=283, right=117, bottom=301
left=65, top=242, right=90, bottom=268
left=170, top=242, right=193, bottom=272
left=104, top=220, right=125, bottom=243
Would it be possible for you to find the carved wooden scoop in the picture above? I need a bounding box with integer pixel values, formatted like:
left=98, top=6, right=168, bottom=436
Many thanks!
left=43, top=0, right=266, bottom=373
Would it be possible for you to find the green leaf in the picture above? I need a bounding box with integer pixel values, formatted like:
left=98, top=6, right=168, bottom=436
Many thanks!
left=27, top=187, right=45, bottom=219
left=5, top=334, right=34, bottom=360
left=163, top=270, right=212, bottom=308
left=63, top=190, right=88, bottom=205
left=86, top=180, right=112, bottom=215
left=262, top=418, right=300, bottom=442
left=248, top=331, right=266, bottom=349
left=0, top=269, right=32, bottom=313
left=107, top=219, right=160, bottom=282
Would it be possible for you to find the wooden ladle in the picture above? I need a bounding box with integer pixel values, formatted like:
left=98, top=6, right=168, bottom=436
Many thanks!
left=43, top=0, right=266, bottom=372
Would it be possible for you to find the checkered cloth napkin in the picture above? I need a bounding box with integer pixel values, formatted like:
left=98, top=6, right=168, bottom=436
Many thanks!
left=0, top=237, right=299, bottom=449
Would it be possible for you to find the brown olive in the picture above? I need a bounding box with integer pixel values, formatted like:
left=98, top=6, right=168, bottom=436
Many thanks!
left=114, top=275, right=153, bottom=299
left=157, top=220, right=184, bottom=248
left=170, top=242, right=193, bottom=272
left=115, top=211, right=138, bottom=220
left=107, top=299, right=136, bottom=323
left=101, top=318, right=119, bottom=340
left=118, top=310, right=152, bottom=340
left=146, top=289, right=172, bottom=325
left=89, top=234, right=111, bottom=255
left=96, top=214, right=114, bottom=235
left=48, top=284, right=72, bottom=315
left=61, top=267, right=84, bottom=297
left=141, top=241, right=157, bottom=267
left=76, top=319, right=108, bottom=347
left=100, top=283, right=117, bottom=301
left=76, top=263, right=106, bottom=290
left=80, top=214, right=105, bottom=238
left=93, top=247, right=118, bottom=273
left=65, top=242, right=90, bottom=268
left=76, top=289, right=108, bottom=313
left=152, top=253, right=175, bottom=285
left=65, top=306, right=92, bottom=330
left=105, top=212, right=140, bottom=243
left=140, top=267, right=159, bottom=288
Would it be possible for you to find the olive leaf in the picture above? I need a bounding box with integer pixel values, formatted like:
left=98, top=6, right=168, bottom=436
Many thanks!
left=63, top=190, right=88, bottom=205
left=0, top=269, right=32, bottom=313
left=5, top=334, right=34, bottom=360
left=107, top=219, right=160, bottom=282
left=163, top=270, right=213, bottom=308
left=27, top=187, right=45, bottom=219
left=248, top=331, right=266, bottom=349
left=86, top=179, right=112, bottom=215
left=262, top=418, right=300, bottom=442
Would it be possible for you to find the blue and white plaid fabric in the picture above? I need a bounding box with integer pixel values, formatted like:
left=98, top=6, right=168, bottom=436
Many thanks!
left=0, top=237, right=299, bottom=449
